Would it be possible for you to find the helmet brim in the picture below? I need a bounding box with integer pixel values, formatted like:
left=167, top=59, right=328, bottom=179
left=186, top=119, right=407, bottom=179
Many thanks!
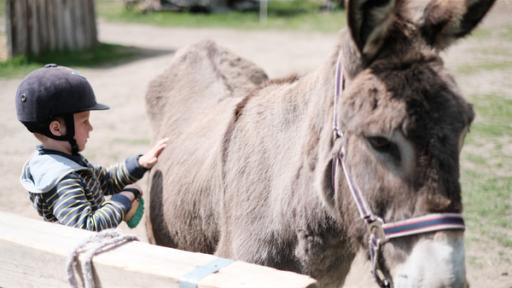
left=89, top=102, right=110, bottom=111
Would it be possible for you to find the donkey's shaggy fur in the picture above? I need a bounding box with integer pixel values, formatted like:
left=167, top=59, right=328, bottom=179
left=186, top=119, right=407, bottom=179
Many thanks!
left=145, top=0, right=495, bottom=287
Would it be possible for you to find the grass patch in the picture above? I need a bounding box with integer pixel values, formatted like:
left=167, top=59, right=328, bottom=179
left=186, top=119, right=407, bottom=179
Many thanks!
left=463, top=172, right=512, bottom=247
left=96, top=0, right=346, bottom=32
left=0, top=42, right=139, bottom=78
left=462, top=92, right=512, bottom=250
left=456, top=24, right=512, bottom=75
left=477, top=46, right=512, bottom=58
left=464, top=153, right=487, bottom=166
left=469, top=26, right=493, bottom=39
left=502, top=25, right=512, bottom=40
left=456, top=60, right=512, bottom=75
left=0, top=56, right=40, bottom=78
left=0, top=0, right=5, bottom=18
left=466, top=94, right=512, bottom=140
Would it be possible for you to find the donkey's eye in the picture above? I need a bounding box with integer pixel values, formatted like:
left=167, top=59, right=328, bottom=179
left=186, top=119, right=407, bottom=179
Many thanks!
left=367, top=136, right=401, bottom=161
left=367, top=136, right=392, bottom=151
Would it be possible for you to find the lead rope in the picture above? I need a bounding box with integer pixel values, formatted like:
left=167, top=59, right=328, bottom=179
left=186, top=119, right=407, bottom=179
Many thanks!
left=66, top=229, right=139, bottom=288
left=331, top=55, right=391, bottom=288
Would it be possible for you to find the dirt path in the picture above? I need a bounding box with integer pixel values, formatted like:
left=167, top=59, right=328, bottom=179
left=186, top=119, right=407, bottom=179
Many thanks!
left=0, top=4, right=510, bottom=287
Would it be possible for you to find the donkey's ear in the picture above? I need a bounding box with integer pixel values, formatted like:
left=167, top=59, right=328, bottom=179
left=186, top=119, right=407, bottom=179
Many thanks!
left=420, top=0, right=496, bottom=50
left=347, top=0, right=398, bottom=62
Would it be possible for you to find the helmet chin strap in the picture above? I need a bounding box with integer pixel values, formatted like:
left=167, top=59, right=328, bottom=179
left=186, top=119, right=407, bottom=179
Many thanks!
left=62, top=114, right=79, bottom=155
left=45, top=114, right=79, bottom=155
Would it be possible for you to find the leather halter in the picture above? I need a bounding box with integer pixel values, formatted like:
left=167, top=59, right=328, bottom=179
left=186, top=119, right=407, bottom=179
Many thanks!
left=331, top=55, right=465, bottom=288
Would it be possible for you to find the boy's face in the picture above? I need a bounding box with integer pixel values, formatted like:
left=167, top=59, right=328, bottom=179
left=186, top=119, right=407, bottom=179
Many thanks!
left=73, top=111, right=93, bottom=152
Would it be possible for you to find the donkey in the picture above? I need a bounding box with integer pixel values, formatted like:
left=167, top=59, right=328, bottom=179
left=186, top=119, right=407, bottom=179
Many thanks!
left=144, top=0, right=496, bottom=287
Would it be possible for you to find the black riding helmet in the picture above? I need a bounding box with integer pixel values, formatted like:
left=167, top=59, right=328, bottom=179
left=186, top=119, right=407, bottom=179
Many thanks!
left=16, top=64, right=109, bottom=154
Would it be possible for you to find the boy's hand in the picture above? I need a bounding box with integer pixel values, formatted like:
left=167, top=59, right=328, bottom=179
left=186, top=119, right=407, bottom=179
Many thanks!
left=138, top=138, right=168, bottom=169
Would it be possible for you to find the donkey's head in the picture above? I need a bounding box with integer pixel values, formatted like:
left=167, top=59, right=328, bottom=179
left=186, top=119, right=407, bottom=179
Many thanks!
left=326, top=0, right=495, bottom=287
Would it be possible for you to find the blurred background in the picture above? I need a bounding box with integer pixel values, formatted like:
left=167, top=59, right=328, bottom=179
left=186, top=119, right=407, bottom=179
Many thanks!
left=0, top=1, right=510, bottom=287
left=0, top=0, right=346, bottom=72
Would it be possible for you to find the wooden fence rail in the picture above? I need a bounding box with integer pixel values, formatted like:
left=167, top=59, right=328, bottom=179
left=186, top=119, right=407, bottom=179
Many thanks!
left=5, top=0, right=98, bottom=58
left=0, top=211, right=317, bottom=288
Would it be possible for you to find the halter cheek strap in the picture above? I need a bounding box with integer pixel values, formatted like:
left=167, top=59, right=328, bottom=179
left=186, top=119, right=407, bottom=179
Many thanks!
left=331, top=55, right=465, bottom=288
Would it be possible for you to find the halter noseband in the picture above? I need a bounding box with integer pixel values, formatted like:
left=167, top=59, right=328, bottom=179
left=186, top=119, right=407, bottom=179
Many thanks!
left=331, top=55, right=465, bottom=288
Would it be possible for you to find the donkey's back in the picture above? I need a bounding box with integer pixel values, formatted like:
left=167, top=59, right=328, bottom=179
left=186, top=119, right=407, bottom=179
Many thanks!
left=145, top=40, right=267, bottom=250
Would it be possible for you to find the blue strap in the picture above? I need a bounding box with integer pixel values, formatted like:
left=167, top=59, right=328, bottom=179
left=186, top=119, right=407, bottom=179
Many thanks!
left=179, top=257, right=234, bottom=288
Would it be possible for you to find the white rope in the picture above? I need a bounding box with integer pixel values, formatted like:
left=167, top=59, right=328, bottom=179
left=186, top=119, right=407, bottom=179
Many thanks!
left=66, top=229, right=139, bottom=288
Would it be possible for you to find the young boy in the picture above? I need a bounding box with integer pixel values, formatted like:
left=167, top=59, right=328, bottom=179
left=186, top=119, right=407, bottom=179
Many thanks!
left=15, top=64, right=167, bottom=231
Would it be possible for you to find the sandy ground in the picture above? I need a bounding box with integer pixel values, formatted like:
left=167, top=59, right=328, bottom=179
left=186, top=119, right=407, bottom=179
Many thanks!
left=1, top=3, right=511, bottom=287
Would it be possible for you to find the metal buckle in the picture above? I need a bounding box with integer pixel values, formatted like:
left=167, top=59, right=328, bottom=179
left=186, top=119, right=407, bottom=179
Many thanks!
left=368, top=217, right=391, bottom=288
left=368, top=217, right=385, bottom=240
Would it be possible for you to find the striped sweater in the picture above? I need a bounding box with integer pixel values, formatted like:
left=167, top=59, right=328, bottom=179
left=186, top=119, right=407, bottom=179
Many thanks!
left=20, top=146, right=147, bottom=231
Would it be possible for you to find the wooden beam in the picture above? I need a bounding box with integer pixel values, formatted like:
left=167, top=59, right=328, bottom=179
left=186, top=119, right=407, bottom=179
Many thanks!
left=0, top=212, right=317, bottom=288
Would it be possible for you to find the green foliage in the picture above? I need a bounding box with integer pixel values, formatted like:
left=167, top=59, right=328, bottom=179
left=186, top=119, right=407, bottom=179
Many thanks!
left=0, top=43, right=139, bottom=78
left=96, top=0, right=346, bottom=32
left=0, top=56, right=39, bottom=78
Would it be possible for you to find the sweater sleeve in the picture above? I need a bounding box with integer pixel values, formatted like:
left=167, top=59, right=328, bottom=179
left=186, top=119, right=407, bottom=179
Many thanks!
left=93, top=155, right=148, bottom=196
left=52, top=173, right=132, bottom=231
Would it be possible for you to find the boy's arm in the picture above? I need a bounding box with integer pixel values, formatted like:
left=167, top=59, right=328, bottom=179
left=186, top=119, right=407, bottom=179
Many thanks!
left=93, top=155, right=147, bottom=196
left=94, top=138, right=168, bottom=195
left=51, top=173, right=132, bottom=231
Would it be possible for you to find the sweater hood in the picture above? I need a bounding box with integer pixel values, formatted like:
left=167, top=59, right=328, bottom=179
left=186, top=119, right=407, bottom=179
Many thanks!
left=20, top=150, right=87, bottom=193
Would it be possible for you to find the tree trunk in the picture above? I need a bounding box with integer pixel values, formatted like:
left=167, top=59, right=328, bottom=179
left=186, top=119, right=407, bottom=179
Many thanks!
left=6, top=0, right=98, bottom=58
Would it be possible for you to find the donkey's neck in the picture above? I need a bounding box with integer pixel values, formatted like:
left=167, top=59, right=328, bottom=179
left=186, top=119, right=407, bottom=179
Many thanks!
left=278, top=31, right=363, bottom=284
left=281, top=29, right=364, bottom=225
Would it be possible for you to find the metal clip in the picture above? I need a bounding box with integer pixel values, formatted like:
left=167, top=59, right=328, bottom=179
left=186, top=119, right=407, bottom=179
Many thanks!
left=368, top=216, right=386, bottom=241
left=368, top=217, right=391, bottom=288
